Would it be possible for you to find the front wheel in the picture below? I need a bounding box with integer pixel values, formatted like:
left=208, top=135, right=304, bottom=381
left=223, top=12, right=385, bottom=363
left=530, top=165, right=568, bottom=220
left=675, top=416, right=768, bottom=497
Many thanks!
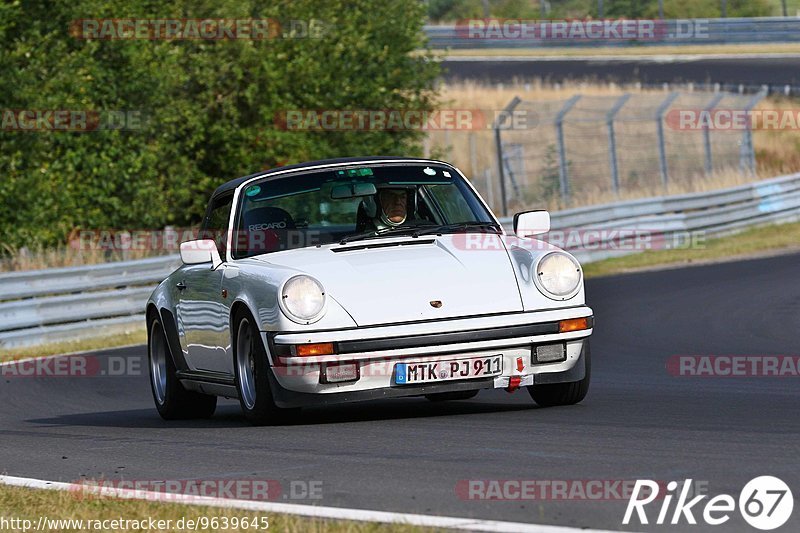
left=527, top=343, right=591, bottom=407
left=148, top=317, right=217, bottom=420
left=233, top=311, right=297, bottom=426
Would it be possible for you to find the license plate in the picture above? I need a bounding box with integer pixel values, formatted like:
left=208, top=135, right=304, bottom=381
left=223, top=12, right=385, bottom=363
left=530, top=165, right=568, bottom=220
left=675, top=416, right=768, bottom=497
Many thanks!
left=395, top=355, right=503, bottom=385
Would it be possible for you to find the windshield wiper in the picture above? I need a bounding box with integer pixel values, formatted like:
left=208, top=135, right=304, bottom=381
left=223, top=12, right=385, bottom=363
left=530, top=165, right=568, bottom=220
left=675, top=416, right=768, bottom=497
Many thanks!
left=412, top=222, right=502, bottom=237
left=338, top=224, right=430, bottom=245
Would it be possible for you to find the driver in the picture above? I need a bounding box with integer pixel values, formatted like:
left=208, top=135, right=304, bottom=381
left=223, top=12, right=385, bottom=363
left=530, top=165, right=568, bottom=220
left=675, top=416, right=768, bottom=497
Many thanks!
left=377, top=188, right=407, bottom=227
left=357, top=186, right=412, bottom=232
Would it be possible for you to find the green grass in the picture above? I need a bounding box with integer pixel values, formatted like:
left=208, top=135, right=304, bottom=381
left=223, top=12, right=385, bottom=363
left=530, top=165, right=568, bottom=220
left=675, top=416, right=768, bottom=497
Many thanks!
left=0, top=484, right=430, bottom=533
left=583, top=220, right=800, bottom=278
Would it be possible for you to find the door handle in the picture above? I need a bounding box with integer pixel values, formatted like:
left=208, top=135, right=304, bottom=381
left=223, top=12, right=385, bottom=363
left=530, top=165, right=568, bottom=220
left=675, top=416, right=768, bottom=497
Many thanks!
left=176, top=281, right=187, bottom=291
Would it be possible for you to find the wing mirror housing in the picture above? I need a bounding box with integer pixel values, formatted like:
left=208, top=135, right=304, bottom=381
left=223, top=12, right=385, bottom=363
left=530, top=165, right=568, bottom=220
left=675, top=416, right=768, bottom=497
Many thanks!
left=513, top=210, right=550, bottom=238
left=180, top=239, right=223, bottom=268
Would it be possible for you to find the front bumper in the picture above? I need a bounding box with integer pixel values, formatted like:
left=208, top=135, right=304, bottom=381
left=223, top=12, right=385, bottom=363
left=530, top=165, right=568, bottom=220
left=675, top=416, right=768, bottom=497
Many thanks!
left=263, top=306, right=593, bottom=408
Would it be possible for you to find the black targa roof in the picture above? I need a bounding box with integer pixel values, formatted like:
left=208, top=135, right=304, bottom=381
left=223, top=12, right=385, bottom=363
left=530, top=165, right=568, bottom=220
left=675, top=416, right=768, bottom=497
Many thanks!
left=210, top=156, right=449, bottom=199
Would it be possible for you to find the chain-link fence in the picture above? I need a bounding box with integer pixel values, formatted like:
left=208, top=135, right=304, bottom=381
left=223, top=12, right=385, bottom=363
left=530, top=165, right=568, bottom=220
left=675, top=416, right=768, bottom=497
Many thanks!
left=482, top=89, right=766, bottom=215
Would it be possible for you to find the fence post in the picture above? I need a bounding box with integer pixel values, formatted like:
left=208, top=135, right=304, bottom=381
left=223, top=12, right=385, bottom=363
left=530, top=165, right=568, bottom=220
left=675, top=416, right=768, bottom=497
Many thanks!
left=493, top=96, right=521, bottom=217
left=606, top=93, right=631, bottom=195
left=655, top=92, right=680, bottom=188
left=740, top=89, right=767, bottom=174
left=703, top=93, right=725, bottom=175
left=503, top=144, right=523, bottom=199
left=555, top=95, right=581, bottom=203
left=469, top=132, right=478, bottom=177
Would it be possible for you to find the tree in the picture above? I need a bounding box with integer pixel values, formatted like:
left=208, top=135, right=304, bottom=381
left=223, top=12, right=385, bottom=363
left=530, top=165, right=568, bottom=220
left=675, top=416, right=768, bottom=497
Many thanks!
left=0, top=0, right=440, bottom=249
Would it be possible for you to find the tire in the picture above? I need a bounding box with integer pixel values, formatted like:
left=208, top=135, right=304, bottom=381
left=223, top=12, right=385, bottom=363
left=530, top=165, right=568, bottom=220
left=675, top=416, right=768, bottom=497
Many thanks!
left=527, top=343, right=591, bottom=407
left=425, top=390, right=480, bottom=402
left=148, top=317, right=217, bottom=420
left=233, top=310, right=297, bottom=426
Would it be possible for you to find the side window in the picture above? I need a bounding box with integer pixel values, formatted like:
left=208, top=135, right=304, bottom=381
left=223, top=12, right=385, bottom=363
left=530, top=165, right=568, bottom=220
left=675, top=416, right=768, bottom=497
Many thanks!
left=200, top=194, right=233, bottom=258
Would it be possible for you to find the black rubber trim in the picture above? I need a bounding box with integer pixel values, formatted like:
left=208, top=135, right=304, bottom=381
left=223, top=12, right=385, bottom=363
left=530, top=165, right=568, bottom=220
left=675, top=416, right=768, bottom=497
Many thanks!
left=159, top=308, right=189, bottom=372
left=269, top=372, right=494, bottom=408
left=332, top=239, right=435, bottom=253
left=175, top=369, right=235, bottom=386
left=336, top=321, right=561, bottom=354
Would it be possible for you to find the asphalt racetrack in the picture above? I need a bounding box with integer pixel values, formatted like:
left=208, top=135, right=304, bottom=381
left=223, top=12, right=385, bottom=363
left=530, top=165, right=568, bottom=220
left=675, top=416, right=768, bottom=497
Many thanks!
left=442, top=56, right=800, bottom=88
left=1, top=253, right=798, bottom=531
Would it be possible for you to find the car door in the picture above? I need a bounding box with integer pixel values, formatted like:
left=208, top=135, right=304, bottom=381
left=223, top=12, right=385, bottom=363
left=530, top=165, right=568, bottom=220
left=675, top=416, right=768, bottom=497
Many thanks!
left=175, top=192, right=235, bottom=375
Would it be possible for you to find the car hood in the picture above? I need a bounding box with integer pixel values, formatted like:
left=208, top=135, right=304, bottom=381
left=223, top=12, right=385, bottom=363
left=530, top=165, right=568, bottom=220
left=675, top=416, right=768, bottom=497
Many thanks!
left=254, top=234, right=524, bottom=327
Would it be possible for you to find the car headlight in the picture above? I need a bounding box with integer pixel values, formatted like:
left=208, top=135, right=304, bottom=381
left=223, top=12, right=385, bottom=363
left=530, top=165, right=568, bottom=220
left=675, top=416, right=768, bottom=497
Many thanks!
left=280, top=275, right=327, bottom=323
left=534, top=252, right=582, bottom=300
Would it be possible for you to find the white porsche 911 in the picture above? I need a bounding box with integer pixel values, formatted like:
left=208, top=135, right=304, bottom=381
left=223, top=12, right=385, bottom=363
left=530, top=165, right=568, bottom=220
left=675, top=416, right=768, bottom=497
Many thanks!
left=147, top=157, right=593, bottom=424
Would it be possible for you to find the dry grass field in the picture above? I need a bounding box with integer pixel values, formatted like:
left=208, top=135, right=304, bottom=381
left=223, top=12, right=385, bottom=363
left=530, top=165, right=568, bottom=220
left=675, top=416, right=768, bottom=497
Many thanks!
left=428, top=81, right=800, bottom=212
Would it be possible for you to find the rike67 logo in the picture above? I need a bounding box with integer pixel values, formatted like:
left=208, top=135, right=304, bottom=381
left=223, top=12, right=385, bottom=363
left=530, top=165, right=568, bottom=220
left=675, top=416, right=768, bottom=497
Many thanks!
left=624, top=477, right=793, bottom=530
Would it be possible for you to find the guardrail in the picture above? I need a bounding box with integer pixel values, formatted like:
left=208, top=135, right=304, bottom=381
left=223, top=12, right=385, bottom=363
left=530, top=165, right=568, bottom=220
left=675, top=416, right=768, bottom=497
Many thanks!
left=2, top=172, right=800, bottom=349
left=517, top=172, right=800, bottom=264
left=0, top=256, right=180, bottom=349
left=424, top=17, right=800, bottom=48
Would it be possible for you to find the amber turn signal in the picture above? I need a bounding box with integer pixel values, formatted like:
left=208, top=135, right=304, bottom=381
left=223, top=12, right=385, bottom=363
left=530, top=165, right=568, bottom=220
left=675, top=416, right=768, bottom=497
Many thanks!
left=558, top=317, right=591, bottom=333
left=295, top=343, right=335, bottom=357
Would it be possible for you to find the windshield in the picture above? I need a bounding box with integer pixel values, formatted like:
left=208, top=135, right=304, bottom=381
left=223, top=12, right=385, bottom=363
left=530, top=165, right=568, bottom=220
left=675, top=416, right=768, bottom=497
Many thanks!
left=231, top=163, right=496, bottom=259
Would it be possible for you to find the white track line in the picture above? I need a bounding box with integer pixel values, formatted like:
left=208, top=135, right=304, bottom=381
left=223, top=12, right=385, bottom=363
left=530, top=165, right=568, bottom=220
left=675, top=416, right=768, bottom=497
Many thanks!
left=0, top=475, right=624, bottom=533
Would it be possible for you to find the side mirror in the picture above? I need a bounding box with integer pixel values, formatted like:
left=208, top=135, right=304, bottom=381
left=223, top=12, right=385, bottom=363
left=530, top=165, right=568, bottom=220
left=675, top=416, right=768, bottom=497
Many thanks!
left=331, top=182, right=377, bottom=200
left=180, top=239, right=223, bottom=268
left=513, top=210, right=550, bottom=238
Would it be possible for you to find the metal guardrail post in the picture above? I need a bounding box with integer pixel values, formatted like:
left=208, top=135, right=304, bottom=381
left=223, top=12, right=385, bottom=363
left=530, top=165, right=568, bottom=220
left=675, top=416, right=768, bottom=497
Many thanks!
left=606, top=94, right=631, bottom=195
left=493, top=96, right=521, bottom=217
left=740, top=90, right=767, bottom=175
left=656, top=92, right=680, bottom=188
left=555, top=95, right=581, bottom=203
left=703, top=93, right=725, bottom=175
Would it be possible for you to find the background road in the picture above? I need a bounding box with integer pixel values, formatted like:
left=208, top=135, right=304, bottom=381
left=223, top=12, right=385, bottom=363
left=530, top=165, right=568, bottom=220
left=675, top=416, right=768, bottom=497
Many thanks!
left=1, top=253, right=798, bottom=531
left=442, top=56, right=800, bottom=89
